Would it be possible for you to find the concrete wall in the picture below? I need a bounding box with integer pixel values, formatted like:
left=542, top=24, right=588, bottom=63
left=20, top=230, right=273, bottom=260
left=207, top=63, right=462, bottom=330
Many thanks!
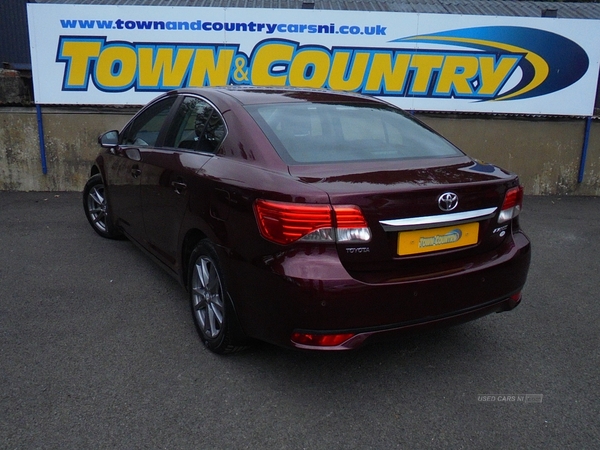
left=419, top=114, right=600, bottom=195
left=0, top=107, right=133, bottom=191
left=1, top=107, right=599, bottom=195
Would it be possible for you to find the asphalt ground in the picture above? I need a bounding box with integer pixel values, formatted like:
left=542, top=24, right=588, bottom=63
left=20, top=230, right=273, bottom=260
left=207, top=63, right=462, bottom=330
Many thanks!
left=1, top=192, right=599, bottom=449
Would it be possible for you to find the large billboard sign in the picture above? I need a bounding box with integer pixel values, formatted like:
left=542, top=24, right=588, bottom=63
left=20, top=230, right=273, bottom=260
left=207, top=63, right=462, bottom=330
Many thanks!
left=27, top=3, right=600, bottom=115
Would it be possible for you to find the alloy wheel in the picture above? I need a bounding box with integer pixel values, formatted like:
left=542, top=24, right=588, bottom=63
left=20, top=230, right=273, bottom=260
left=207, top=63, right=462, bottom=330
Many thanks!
left=191, top=256, right=224, bottom=339
left=86, top=183, right=108, bottom=233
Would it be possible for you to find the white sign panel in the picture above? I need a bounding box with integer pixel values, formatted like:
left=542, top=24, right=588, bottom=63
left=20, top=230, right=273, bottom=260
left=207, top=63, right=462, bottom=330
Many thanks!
left=27, top=3, right=600, bottom=115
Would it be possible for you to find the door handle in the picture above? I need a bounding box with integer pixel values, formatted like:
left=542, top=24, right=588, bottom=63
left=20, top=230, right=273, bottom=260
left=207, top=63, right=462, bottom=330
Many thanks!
left=131, top=165, right=141, bottom=178
left=171, top=180, right=187, bottom=194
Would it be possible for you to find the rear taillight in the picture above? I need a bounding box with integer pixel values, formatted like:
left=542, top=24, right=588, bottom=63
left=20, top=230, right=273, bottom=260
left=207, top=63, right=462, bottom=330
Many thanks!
left=254, top=200, right=333, bottom=245
left=254, top=199, right=371, bottom=245
left=498, top=186, right=524, bottom=223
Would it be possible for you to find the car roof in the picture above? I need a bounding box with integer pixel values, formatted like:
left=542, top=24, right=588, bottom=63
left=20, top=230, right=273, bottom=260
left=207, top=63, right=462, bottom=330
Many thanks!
left=172, top=86, right=385, bottom=107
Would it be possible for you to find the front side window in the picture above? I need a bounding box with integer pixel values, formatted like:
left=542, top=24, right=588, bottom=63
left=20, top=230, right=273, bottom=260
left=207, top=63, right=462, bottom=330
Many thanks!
left=164, top=96, right=226, bottom=153
left=246, top=102, right=463, bottom=164
left=121, top=96, right=176, bottom=147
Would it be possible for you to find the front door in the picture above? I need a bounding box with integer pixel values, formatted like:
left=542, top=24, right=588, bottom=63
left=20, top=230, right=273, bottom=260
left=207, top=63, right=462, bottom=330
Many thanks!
left=109, top=96, right=177, bottom=243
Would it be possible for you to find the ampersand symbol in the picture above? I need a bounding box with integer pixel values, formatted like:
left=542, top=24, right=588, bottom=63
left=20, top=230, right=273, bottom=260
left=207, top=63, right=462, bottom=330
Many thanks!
left=233, top=57, right=249, bottom=82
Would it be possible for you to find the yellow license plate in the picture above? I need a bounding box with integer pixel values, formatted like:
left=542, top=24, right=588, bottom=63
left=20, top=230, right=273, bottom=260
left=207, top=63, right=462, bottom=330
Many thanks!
left=398, top=222, right=479, bottom=256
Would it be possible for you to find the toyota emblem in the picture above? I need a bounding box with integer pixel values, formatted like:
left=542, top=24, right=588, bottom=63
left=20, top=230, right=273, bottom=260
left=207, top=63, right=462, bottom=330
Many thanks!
left=438, top=192, right=458, bottom=212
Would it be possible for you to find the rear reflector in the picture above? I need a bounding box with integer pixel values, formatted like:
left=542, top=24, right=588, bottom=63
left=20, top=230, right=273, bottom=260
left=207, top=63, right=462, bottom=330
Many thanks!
left=254, top=199, right=371, bottom=245
left=498, top=186, right=524, bottom=223
left=291, top=332, right=355, bottom=347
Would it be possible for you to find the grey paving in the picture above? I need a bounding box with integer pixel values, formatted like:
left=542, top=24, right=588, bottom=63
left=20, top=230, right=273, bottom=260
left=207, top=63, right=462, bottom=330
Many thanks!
left=1, top=192, right=598, bottom=449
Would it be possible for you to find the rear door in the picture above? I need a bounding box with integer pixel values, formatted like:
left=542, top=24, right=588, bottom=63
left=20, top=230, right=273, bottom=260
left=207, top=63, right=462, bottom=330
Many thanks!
left=140, top=95, right=227, bottom=269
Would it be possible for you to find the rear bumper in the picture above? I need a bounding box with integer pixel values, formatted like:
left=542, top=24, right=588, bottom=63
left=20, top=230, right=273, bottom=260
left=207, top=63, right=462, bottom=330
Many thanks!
left=226, top=231, right=531, bottom=350
left=291, top=292, right=521, bottom=350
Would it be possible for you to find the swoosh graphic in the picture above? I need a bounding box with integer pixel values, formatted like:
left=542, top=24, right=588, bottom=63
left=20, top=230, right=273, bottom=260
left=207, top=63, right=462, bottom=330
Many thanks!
left=392, top=26, right=589, bottom=101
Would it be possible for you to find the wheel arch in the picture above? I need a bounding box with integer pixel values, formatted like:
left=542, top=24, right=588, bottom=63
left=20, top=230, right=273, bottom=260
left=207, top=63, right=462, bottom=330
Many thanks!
left=90, top=165, right=100, bottom=177
left=181, top=229, right=208, bottom=289
left=183, top=231, right=250, bottom=350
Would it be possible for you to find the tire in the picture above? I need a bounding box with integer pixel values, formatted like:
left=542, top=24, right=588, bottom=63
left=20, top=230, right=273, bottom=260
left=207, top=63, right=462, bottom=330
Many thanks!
left=188, top=240, right=248, bottom=354
left=83, top=174, right=122, bottom=239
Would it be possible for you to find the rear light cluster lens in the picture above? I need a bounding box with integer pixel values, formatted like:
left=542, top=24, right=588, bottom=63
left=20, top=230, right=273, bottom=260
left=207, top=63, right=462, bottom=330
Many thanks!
left=333, top=205, right=372, bottom=243
left=291, top=332, right=355, bottom=347
left=254, top=199, right=372, bottom=245
left=498, top=186, right=524, bottom=223
left=253, top=200, right=332, bottom=245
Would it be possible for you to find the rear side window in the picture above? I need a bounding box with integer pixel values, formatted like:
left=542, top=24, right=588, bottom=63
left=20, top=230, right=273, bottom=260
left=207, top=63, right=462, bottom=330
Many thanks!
left=246, top=102, right=463, bottom=164
left=164, top=96, right=226, bottom=154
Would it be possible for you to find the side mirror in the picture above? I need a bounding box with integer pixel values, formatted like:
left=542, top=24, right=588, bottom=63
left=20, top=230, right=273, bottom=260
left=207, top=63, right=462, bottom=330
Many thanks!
left=98, top=130, right=119, bottom=147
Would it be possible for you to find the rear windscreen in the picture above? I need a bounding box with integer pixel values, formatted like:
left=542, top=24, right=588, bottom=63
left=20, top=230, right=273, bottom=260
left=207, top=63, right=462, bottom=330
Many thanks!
left=245, top=102, right=463, bottom=164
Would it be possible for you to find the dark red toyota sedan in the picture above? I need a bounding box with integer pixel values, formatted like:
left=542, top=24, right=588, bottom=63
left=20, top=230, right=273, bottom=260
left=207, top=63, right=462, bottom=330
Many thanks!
left=84, top=87, right=530, bottom=353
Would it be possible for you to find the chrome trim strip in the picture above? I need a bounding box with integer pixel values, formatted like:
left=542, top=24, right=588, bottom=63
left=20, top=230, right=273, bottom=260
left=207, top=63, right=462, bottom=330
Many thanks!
left=379, top=207, right=498, bottom=231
